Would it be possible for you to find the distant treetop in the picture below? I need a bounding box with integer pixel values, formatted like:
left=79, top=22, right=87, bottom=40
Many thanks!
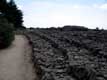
left=62, top=25, right=89, bottom=31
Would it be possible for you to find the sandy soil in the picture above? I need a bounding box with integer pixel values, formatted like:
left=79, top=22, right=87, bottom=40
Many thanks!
left=0, top=35, right=37, bottom=80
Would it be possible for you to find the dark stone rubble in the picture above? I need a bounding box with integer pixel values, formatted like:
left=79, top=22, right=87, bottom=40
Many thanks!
left=25, top=28, right=107, bottom=80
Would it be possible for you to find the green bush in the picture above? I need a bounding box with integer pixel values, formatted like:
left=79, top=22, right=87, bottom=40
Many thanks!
left=0, top=15, right=14, bottom=49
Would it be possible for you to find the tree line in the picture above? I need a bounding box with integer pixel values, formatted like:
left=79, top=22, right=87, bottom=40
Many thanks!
left=0, top=0, right=24, bottom=49
left=0, top=0, right=24, bottom=29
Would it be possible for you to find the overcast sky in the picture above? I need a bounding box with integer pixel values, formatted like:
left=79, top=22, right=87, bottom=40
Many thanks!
left=14, top=0, right=107, bottom=29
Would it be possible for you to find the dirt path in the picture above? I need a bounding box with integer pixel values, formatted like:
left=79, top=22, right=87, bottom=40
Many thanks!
left=0, top=35, right=37, bottom=80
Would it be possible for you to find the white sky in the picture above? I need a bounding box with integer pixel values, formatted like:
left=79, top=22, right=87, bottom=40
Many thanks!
left=15, top=0, right=107, bottom=29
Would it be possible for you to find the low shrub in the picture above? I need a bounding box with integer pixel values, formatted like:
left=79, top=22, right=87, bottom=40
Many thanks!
left=0, top=15, right=14, bottom=49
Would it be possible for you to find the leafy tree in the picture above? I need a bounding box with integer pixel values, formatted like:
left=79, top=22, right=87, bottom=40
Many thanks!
left=6, top=0, right=23, bottom=29
left=95, top=27, right=99, bottom=31
left=0, top=0, right=7, bottom=13
left=0, top=0, right=24, bottom=29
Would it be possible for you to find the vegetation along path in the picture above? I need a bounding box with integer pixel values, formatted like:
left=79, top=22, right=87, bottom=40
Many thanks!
left=0, top=35, right=37, bottom=80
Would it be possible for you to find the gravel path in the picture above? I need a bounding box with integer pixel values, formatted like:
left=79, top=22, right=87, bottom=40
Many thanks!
left=0, top=35, right=37, bottom=80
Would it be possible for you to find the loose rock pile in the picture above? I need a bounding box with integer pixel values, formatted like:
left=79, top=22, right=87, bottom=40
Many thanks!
left=25, top=28, right=107, bottom=80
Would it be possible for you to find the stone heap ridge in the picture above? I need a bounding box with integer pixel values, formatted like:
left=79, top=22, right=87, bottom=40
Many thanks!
left=26, top=28, right=107, bottom=80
